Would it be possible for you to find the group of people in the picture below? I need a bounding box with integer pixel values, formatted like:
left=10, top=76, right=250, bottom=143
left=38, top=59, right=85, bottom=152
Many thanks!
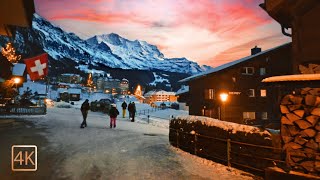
left=79, top=99, right=136, bottom=129
left=121, top=101, right=136, bottom=122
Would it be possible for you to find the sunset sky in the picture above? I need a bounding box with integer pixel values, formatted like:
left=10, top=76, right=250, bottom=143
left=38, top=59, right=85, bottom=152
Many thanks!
left=34, top=0, right=291, bottom=67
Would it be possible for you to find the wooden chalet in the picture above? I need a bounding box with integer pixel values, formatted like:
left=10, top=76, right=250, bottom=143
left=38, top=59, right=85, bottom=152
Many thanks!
left=260, top=0, right=320, bottom=73
left=180, top=43, right=292, bottom=125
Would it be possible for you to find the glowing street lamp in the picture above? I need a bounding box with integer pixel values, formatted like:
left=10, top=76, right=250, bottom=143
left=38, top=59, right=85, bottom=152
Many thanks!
left=220, top=93, right=228, bottom=102
left=12, top=77, right=22, bottom=96
left=13, top=77, right=21, bottom=84
left=219, top=93, right=229, bottom=121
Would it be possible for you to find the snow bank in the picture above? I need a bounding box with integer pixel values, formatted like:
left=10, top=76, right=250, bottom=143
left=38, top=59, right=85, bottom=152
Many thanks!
left=176, top=115, right=271, bottom=136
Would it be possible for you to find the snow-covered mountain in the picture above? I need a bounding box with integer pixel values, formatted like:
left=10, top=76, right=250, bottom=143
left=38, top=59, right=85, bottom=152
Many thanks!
left=0, top=14, right=212, bottom=75
left=86, top=33, right=212, bottom=74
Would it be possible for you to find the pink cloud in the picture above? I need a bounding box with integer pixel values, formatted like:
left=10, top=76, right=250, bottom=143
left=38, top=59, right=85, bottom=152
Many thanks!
left=207, top=34, right=290, bottom=67
left=33, top=0, right=289, bottom=66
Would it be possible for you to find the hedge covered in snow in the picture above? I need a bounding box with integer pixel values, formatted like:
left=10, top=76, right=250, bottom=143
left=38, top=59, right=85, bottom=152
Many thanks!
left=169, top=115, right=283, bottom=174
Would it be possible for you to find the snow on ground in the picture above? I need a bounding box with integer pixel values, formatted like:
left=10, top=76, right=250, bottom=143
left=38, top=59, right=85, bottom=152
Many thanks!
left=76, top=65, right=106, bottom=75
left=149, top=72, right=170, bottom=86
left=19, top=81, right=48, bottom=94
left=19, top=106, right=257, bottom=179
left=171, top=147, right=259, bottom=180
left=136, top=108, right=189, bottom=128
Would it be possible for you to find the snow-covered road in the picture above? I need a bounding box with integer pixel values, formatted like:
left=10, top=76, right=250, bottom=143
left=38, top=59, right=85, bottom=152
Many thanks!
left=22, top=107, right=257, bottom=180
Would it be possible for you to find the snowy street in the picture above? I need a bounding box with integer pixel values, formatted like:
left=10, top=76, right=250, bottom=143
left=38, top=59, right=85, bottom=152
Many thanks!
left=0, top=107, right=258, bottom=180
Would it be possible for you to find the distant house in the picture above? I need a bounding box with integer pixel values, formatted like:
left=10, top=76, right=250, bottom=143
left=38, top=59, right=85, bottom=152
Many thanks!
left=95, top=77, right=129, bottom=95
left=176, top=85, right=190, bottom=111
left=176, top=85, right=189, bottom=104
left=179, top=43, right=293, bottom=125
left=57, top=88, right=81, bottom=101
left=144, top=90, right=177, bottom=104
left=68, top=88, right=81, bottom=101
left=60, top=74, right=82, bottom=84
left=57, top=88, right=68, bottom=101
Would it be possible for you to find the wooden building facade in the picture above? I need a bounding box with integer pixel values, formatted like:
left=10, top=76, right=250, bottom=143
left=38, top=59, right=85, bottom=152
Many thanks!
left=180, top=43, right=293, bottom=125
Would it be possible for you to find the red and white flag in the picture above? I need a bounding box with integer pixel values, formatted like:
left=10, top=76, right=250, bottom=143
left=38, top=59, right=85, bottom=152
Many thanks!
left=24, top=53, right=48, bottom=81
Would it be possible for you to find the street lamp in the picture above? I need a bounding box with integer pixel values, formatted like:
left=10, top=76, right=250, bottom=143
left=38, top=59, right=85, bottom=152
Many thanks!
left=13, top=77, right=21, bottom=84
left=13, top=77, right=21, bottom=90
left=219, top=93, right=229, bottom=121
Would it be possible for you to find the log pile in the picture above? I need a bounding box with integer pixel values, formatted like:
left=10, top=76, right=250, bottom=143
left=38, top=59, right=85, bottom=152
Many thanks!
left=280, top=87, right=320, bottom=175
left=299, top=64, right=320, bottom=74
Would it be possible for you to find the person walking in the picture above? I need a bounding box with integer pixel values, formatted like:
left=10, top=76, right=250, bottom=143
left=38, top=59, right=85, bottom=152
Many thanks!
left=109, top=104, right=119, bottom=128
left=121, top=101, right=127, bottom=118
left=131, top=102, right=136, bottom=122
left=128, top=102, right=132, bottom=120
left=80, top=99, right=90, bottom=128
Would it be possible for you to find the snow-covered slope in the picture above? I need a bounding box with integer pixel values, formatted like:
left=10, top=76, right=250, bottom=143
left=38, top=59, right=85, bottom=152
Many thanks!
left=86, top=34, right=212, bottom=74
left=0, top=14, right=212, bottom=75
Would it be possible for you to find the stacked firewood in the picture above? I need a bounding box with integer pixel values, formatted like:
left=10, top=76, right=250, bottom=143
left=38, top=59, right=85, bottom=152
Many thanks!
left=299, top=64, right=320, bottom=74
left=280, top=87, right=320, bottom=175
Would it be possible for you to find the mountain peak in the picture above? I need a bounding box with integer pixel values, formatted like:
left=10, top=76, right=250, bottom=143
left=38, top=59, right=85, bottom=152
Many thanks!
left=3, top=14, right=212, bottom=75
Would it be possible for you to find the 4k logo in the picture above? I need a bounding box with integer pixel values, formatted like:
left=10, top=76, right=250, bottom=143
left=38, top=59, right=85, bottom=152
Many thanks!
left=11, top=145, right=37, bottom=171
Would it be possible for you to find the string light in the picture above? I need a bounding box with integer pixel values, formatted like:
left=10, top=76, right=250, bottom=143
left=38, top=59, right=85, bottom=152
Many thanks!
left=87, top=73, right=93, bottom=87
left=1, top=42, right=21, bottom=63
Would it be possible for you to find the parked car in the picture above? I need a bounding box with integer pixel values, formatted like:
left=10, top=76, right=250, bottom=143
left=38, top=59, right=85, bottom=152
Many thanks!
left=171, top=103, right=179, bottom=110
left=90, top=98, right=112, bottom=113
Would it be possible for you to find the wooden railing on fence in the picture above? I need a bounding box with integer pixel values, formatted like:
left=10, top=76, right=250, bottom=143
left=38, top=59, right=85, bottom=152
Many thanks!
left=0, top=106, right=47, bottom=115
left=169, top=127, right=284, bottom=174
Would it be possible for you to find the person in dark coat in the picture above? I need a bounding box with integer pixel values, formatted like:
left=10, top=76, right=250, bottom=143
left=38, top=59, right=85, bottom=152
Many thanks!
left=121, top=101, right=127, bottom=118
left=109, top=104, right=119, bottom=128
left=128, top=102, right=132, bottom=120
left=80, top=99, right=90, bottom=128
left=131, top=102, right=136, bottom=122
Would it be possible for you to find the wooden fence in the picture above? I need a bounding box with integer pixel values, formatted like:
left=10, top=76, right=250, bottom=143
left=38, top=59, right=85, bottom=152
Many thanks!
left=169, top=118, right=284, bottom=175
left=0, top=106, right=47, bottom=115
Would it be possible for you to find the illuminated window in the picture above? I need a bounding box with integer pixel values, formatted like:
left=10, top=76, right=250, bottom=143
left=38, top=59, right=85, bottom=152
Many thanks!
left=260, top=89, right=267, bottom=97
left=243, top=112, right=255, bottom=120
left=205, top=89, right=215, bottom=99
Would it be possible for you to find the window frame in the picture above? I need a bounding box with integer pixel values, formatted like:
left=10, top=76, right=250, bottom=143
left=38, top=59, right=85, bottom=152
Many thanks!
left=248, top=89, right=255, bottom=97
left=261, top=112, right=268, bottom=120
left=243, top=112, right=256, bottom=120
left=205, top=89, right=215, bottom=100
left=260, top=67, right=266, bottom=76
left=241, top=67, right=255, bottom=75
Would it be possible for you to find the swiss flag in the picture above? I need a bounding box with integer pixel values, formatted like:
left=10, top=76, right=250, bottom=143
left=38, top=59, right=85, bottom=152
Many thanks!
left=24, top=53, right=48, bottom=81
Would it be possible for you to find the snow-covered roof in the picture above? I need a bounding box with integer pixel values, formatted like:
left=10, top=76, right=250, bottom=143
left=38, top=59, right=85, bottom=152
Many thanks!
left=68, top=88, right=82, bottom=94
left=154, top=90, right=175, bottom=96
left=176, top=86, right=189, bottom=95
left=262, top=74, right=320, bottom=83
left=12, top=63, right=26, bottom=76
left=144, top=90, right=156, bottom=97
left=179, top=42, right=291, bottom=83
left=61, top=73, right=80, bottom=77
left=57, top=88, right=68, bottom=93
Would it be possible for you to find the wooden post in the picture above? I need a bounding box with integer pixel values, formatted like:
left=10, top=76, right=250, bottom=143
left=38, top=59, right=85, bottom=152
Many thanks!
left=227, top=139, right=231, bottom=167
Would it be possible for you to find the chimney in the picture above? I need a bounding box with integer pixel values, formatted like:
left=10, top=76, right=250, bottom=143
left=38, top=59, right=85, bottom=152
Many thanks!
left=251, top=46, right=261, bottom=55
